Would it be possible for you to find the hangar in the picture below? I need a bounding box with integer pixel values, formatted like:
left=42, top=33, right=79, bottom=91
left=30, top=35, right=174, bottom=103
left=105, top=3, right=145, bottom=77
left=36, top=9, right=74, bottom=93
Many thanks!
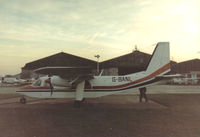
left=100, top=50, right=151, bottom=75
left=171, top=59, right=200, bottom=79
left=22, top=48, right=198, bottom=79
left=21, top=49, right=152, bottom=78
left=21, top=52, right=97, bottom=78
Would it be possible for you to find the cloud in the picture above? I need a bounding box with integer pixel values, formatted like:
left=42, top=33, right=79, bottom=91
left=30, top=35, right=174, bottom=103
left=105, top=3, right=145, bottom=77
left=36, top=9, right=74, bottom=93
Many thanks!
left=0, top=0, right=200, bottom=75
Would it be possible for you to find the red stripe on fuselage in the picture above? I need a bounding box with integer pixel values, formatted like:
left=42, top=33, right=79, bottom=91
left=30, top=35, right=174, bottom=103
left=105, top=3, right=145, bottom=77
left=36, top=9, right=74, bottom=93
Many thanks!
left=21, top=85, right=50, bottom=90
left=93, top=63, right=170, bottom=90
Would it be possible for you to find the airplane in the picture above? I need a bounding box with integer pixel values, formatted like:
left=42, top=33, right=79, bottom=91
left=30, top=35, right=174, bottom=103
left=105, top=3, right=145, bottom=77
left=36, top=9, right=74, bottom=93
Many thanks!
left=1, top=77, right=32, bottom=85
left=17, top=42, right=171, bottom=107
left=170, top=77, right=200, bottom=85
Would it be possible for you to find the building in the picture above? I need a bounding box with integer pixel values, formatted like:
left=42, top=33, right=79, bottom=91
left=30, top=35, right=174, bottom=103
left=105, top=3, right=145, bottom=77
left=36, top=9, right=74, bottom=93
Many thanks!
left=169, top=59, right=200, bottom=85
left=100, top=50, right=151, bottom=75
left=172, top=59, right=200, bottom=78
left=21, top=52, right=97, bottom=78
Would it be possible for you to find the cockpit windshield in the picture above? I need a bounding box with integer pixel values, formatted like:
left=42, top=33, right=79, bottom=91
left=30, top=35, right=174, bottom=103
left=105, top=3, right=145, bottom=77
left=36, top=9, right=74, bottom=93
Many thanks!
left=32, top=79, right=42, bottom=86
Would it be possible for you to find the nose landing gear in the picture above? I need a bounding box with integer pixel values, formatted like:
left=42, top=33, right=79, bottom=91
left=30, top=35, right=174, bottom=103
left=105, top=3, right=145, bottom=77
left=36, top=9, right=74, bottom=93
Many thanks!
left=20, top=96, right=26, bottom=104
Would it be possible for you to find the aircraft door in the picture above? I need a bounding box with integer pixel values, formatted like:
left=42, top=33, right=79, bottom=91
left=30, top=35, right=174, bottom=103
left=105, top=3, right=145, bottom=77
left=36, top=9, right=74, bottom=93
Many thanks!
left=84, top=80, right=91, bottom=89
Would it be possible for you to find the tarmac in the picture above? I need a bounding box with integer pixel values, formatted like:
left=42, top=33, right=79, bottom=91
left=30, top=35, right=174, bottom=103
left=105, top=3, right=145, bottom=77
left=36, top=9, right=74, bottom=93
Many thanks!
left=0, top=85, right=200, bottom=137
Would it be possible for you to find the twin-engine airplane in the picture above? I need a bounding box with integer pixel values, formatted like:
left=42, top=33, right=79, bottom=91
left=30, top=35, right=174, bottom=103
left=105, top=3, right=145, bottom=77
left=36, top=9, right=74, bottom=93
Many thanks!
left=17, top=42, right=171, bottom=107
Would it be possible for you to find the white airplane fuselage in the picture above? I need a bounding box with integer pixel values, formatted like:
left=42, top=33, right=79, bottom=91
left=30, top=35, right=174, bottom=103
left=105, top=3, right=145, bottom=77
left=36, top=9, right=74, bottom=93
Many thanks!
left=17, top=64, right=169, bottom=99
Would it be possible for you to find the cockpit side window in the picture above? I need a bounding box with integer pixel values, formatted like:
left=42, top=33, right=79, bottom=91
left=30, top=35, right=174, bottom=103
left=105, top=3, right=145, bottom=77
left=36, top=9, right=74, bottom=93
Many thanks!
left=32, top=79, right=41, bottom=86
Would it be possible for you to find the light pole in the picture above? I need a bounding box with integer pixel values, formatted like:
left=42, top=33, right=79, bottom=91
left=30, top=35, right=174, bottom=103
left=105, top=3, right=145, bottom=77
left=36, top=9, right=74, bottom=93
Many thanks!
left=94, top=55, right=100, bottom=75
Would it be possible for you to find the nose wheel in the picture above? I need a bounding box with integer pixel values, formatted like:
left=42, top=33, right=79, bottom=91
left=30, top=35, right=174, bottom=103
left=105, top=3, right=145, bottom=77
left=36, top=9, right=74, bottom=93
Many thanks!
left=20, top=97, right=26, bottom=104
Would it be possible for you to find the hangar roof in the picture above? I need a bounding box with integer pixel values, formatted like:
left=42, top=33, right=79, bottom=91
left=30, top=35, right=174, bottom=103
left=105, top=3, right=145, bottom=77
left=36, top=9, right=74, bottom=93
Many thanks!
left=22, top=52, right=97, bottom=70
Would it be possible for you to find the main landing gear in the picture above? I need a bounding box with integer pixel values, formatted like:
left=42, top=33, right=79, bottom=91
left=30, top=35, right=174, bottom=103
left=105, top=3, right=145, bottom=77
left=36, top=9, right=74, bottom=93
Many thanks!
left=73, top=98, right=85, bottom=108
left=20, top=96, right=26, bottom=104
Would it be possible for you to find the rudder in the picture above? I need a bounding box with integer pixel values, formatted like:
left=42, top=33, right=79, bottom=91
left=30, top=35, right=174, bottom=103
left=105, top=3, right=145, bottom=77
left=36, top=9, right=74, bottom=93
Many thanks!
left=146, top=42, right=170, bottom=75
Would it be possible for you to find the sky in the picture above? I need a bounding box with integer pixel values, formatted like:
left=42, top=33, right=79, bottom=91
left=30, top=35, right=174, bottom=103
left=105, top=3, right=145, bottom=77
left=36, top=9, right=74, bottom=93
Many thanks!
left=0, top=0, right=200, bottom=76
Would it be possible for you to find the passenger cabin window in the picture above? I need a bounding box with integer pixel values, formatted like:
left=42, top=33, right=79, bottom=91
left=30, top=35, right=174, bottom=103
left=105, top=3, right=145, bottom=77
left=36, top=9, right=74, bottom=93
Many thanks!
left=32, top=79, right=41, bottom=86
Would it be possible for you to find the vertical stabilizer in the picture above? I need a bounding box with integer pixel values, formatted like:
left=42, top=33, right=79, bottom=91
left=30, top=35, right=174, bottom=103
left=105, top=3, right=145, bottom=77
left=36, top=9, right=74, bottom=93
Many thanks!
left=146, top=42, right=170, bottom=75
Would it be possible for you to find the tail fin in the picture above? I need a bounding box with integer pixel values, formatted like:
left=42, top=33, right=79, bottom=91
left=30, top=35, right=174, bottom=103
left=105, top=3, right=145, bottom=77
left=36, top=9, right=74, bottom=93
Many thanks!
left=146, top=42, right=170, bottom=75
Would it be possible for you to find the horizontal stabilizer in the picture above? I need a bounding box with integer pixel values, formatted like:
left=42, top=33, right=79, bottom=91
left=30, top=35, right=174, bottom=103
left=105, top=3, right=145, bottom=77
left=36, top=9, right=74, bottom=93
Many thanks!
left=161, top=74, right=183, bottom=78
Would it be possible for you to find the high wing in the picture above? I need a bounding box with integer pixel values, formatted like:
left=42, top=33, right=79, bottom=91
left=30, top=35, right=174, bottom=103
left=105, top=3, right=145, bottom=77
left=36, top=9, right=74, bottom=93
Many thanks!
left=34, top=66, right=93, bottom=79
